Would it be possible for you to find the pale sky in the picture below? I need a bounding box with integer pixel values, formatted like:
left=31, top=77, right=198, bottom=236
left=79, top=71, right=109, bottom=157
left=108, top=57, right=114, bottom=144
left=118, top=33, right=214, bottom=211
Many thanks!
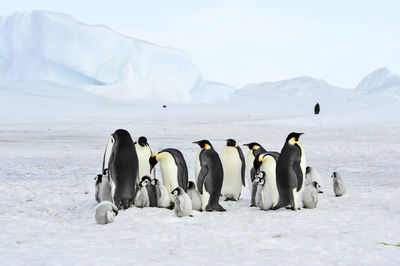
left=1, top=0, right=399, bottom=88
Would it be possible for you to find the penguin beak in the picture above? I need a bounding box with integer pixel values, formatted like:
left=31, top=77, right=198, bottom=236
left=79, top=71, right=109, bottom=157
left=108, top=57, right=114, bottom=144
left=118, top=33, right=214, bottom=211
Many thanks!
left=193, top=141, right=199, bottom=145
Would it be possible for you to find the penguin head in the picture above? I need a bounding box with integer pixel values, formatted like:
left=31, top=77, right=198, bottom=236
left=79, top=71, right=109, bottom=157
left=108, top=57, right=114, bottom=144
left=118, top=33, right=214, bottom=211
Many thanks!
left=332, top=172, right=340, bottom=178
left=306, top=166, right=312, bottom=174
left=226, top=139, right=237, bottom=147
left=171, top=187, right=183, bottom=196
left=286, top=132, right=304, bottom=145
left=112, top=204, right=119, bottom=216
left=141, top=176, right=152, bottom=184
left=137, top=136, right=148, bottom=147
left=243, top=142, right=261, bottom=150
left=188, top=181, right=196, bottom=190
left=253, top=154, right=264, bottom=172
left=312, top=181, right=321, bottom=190
left=113, top=129, right=133, bottom=142
left=139, top=179, right=149, bottom=187
left=258, top=176, right=265, bottom=185
left=95, top=174, right=103, bottom=185
left=151, top=178, right=159, bottom=186
left=193, top=140, right=213, bottom=149
left=149, top=153, right=158, bottom=172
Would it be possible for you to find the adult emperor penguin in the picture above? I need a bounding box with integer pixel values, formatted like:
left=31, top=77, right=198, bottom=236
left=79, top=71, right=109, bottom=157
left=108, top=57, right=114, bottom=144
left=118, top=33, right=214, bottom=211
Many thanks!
left=274, top=132, right=306, bottom=211
left=243, top=142, right=266, bottom=191
left=255, top=172, right=273, bottom=210
left=253, top=152, right=280, bottom=208
left=220, top=139, right=245, bottom=201
left=94, top=201, right=118, bottom=225
left=149, top=148, right=188, bottom=202
left=135, top=136, right=155, bottom=181
left=172, top=187, right=193, bottom=217
left=151, top=178, right=170, bottom=208
left=104, top=129, right=139, bottom=210
left=193, top=140, right=226, bottom=212
left=187, top=181, right=202, bottom=211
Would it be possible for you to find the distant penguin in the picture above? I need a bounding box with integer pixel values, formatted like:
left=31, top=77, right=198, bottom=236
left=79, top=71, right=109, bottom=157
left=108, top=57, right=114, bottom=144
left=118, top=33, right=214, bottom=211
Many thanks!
left=255, top=172, right=273, bottom=210
left=104, top=129, right=139, bottom=209
left=193, top=140, right=226, bottom=212
left=274, top=132, right=306, bottom=211
left=187, top=181, right=202, bottom=211
left=172, top=187, right=192, bottom=217
left=95, top=201, right=118, bottom=225
left=151, top=178, right=170, bottom=208
left=306, top=166, right=323, bottom=193
left=332, top=172, right=346, bottom=197
left=253, top=152, right=280, bottom=208
left=149, top=148, right=188, bottom=202
left=302, top=181, right=320, bottom=209
left=243, top=142, right=266, bottom=193
left=314, top=103, right=320, bottom=115
left=135, top=136, right=155, bottom=181
left=134, top=178, right=150, bottom=208
left=141, top=176, right=157, bottom=207
left=221, top=139, right=245, bottom=201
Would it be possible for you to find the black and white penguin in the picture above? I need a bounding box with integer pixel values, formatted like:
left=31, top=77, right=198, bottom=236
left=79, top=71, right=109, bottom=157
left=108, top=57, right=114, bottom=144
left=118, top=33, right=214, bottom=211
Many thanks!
left=149, top=148, right=188, bottom=202
left=255, top=172, right=273, bottom=210
left=253, top=152, right=280, bottom=208
left=193, top=140, right=226, bottom=212
left=302, top=181, right=320, bottom=209
left=274, top=132, right=306, bottom=211
left=187, top=181, right=202, bottom=211
left=141, top=175, right=157, bottom=207
left=220, top=139, right=245, bottom=201
left=314, top=103, right=320, bottom=115
left=134, top=178, right=150, bottom=208
left=243, top=142, right=266, bottom=192
left=94, top=174, right=103, bottom=203
left=104, top=129, right=139, bottom=210
left=94, top=172, right=113, bottom=203
left=332, top=172, right=346, bottom=197
left=151, top=178, right=170, bottom=208
left=135, top=136, right=155, bottom=181
left=94, top=201, right=118, bottom=225
left=172, top=187, right=192, bottom=217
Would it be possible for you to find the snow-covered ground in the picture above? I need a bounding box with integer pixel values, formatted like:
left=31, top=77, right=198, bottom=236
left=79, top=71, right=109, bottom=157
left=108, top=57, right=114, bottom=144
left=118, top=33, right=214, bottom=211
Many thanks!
left=0, top=87, right=399, bottom=265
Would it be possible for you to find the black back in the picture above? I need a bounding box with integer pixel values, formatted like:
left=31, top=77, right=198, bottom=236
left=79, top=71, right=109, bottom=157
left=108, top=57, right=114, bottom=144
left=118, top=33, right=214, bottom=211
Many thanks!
left=236, top=146, right=246, bottom=186
left=161, top=148, right=188, bottom=192
left=314, top=103, right=320, bottom=114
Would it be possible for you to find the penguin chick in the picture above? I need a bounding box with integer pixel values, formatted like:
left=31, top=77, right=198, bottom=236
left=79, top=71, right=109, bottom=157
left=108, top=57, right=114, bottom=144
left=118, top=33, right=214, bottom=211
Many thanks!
left=151, top=178, right=170, bottom=208
left=302, top=181, right=320, bottom=209
left=306, top=166, right=323, bottom=193
left=250, top=172, right=261, bottom=207
left=134, top=178, right=150, bottom=208
left=141, top=175, right=157, bottom=207
left=255, top=173, right=273, bottom=210
left=332, top=172, right=346, bottom=197
left=187, top=181, right=202, bottom=211
left=94, top=174, right=102, bottom=203
left=172, top=187, right=192, bottom=217
left=95, top=201, right=118, bottom=225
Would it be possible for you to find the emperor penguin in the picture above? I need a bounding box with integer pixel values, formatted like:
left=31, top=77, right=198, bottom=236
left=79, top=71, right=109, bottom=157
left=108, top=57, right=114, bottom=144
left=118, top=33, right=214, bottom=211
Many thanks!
left=314, top=103, right=320, bottom=115
left=220, top=139, right=245, bottom=201
left=135, top=136, right=155, bottom=181
left=172, top=187, right=192, bottom=217
left=243, top=142, right=266, bottom=192
left=151, top=178, right=170, bottom=208
left=306, top=166, right=323, bottom=193
left=141, top=175, right=157, bottom=207
left=255, top=172, right=273, bottom=210
left=149, top=148, right=188, bottom=202
left=95, top=201, right=118, bottom=225
left=187, top=181, right=202, bottom=211
left=274, top=132, right=306, bottom=211
left=253, top=152, right=280, bottom=208
left=332, top=172, right=346, bottom=197
left=134, top=178, right=150, bottom=208
left=103, top=129, right=139, bottom=209
left=302, top=181, right=320, bottom=209
left=193, top=140, right=226, bottom=212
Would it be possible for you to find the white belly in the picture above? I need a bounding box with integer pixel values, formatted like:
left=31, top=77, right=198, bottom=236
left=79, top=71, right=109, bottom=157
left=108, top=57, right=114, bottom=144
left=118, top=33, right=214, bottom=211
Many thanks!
left=257, top=184, right=273, bottom=210
left=245, top=151, right=254, bottom=193
left=103, top=136, right=114, bottom=171
left=260, top=155, right=279, bottom=206
left=200, top=186, right=210, bottom=211
left=136, top=144, right=153, bottom=181
left=221, top=147, right=243, bottom=200
left=298, top=143, right=307, bottom=205
left=159, top=154, right=179, bottom=202
left=194, top=150, right=201, bottom=184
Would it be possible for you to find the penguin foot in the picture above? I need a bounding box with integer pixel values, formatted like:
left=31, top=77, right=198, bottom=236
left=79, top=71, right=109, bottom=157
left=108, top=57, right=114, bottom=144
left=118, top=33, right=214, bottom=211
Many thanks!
left=206, top=204, right=226, bottom=212
left=250, top=204, right=257, bottom=207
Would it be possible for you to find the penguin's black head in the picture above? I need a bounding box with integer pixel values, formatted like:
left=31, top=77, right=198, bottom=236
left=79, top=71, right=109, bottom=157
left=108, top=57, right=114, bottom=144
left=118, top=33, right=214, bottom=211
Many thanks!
left=188, top=181, right=196, bottom=190
left=138, top=136, right=148, bottom=147
left=139, top=178, right=150, bottom=187
left=171, top=187, right=182, bottom=196
left=193, top=140, right=213, bottom=149
left=332, top=172, right=337, bottom=178
left=103, top=168, right=108, bottom=176
left=151, top=178, right=159, bottom=186
left=253, top=154, right=263, bottom=172
left=285, top=132, right=304, bottom=143
left=141, top=175, right=152, bottom=183
left=243, top=142, right=262, bottom=150
left=258, top=176, right=265, bottom=185
left=226, top=139, right=237, bottom=147
left=312, top=181, right=320, bottom=190
left=113, top=129, right=132, bottom=141
left=149, top=154, right=158, bottom=172
left=95, top=174, right=103, bottom=185
left=306, top=166, right=312, bottom=174
left=112, top=205, right=118, bottom=216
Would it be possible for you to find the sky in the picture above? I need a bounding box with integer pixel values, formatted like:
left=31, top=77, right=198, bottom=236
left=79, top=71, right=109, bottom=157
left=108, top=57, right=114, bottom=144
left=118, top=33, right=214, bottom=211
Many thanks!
left=1, top=0, right=399, bottom=88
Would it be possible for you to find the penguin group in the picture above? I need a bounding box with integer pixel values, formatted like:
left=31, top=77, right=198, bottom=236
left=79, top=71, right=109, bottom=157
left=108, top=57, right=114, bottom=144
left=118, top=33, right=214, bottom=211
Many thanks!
left=94, top=129, right=346, bottom=224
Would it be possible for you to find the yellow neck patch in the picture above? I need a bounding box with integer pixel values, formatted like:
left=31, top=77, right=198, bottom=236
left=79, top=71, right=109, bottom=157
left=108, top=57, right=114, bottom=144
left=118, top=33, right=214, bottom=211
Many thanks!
left=204, top=143, right=211, bottom=149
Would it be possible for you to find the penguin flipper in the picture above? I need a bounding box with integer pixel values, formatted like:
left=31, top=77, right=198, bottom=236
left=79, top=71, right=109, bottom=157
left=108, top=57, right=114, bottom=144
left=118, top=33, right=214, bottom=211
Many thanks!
left=237, top=146, right=246, bottom=187
left=293, top=159, right=303, bottom=192
left=197, top=164, right=208, bottom=194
